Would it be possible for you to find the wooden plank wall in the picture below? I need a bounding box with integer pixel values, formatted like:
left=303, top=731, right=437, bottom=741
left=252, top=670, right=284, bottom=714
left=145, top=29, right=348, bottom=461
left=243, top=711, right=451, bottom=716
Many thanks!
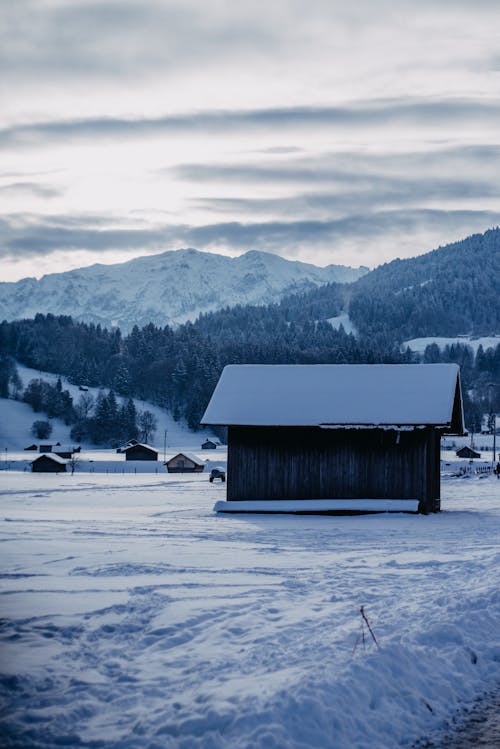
left=227, top=426, right=441, bottom=512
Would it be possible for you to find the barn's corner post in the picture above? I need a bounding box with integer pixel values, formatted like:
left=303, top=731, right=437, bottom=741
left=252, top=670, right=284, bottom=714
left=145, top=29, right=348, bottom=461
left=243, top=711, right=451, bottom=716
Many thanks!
left=201, top=363, right=466, bottom=516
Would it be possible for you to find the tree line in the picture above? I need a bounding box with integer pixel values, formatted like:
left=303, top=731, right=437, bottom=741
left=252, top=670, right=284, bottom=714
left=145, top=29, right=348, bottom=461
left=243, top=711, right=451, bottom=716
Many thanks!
left=1, top=312, right=499, bottom=437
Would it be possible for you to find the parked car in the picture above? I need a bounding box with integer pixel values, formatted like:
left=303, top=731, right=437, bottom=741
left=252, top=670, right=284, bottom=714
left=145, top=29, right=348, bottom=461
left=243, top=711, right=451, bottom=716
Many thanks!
left=209, top=467, right=225, bottom=482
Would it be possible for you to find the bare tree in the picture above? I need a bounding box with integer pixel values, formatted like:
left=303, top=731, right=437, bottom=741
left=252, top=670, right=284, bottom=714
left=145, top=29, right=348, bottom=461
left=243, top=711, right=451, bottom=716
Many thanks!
left=75, top=392, right=94, bottom=420
left=138, top=410, right=158, bottom=444
left=68, top=453, right=80, bottom=476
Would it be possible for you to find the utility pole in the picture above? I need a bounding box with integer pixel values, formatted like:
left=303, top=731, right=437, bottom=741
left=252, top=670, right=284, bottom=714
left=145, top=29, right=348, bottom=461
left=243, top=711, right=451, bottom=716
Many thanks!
left=163, top=429, right=167, bottom=463
left=487, top=383, right=498, bottom=465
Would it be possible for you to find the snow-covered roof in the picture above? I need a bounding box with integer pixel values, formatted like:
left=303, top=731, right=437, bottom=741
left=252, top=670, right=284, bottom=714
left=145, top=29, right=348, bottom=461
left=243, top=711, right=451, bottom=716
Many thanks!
left=166, top=452, right=205, bottom=466
left=31, top=453, right=68, bottom=465
left=201, top=364, right=464, bottom=432
left=123, top=443, right=157, bottom=453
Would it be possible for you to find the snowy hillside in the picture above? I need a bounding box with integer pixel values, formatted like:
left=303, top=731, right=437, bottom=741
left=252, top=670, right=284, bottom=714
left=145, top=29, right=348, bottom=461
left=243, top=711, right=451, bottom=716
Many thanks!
left=403, top=335, right=500, bottom=355
left=0, top=248, right=366, bottom=331
left=0, top=472, right=499, bottom=748
left=0, top=363, right=212, bottom=452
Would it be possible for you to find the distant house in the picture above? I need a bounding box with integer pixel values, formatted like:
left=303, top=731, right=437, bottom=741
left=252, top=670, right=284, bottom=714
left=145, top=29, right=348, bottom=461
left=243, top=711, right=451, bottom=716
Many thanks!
left=165, top=452, right=205, bottom=473
left=123, top=443, right=158, bottom=461
left=201, top=363, right=465, bottom=515
left=31, top=454, right=67, bottom=473
left=39, top=444, right=53, bottom=453
left=201, top=439, right=217, bottom=450
left=24, top=444, right=38, bottom=451
left=456, top=446, right=481, bottom=459
left=53, top=445, right=81, bottom=459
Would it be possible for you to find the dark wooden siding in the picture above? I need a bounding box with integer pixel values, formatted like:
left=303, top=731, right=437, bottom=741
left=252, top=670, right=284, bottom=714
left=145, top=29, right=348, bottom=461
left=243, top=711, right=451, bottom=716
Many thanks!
left=227, top=426, right=440, bottom=512
left=166, top=465, right=204, bottom=473
left=125, top=446, right=158, bottom=461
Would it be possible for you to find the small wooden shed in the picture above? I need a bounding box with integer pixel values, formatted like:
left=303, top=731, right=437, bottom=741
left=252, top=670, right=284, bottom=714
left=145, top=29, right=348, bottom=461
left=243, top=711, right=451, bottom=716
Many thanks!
left=123, top=443, right=158, bottom=461
left=31, top=454, right=67, bottom=473
left=53, top=445, right=81, bottom=459
left=202, top=439, right=217, bottom=450
left=165, top=452, right=205, bottom=473
left=456, top=446, right=480, bottom=459
left=201, top=363, right=465, bottom=515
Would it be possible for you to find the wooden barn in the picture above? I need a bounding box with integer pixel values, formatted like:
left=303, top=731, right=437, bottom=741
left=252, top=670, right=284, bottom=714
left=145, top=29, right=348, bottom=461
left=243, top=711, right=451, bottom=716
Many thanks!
left=202, top=439, right=217, bottom=450
left=201, top=364, right=465, bottom=515
left=53, top=445, right=81, bottom=459
left=165, top=452, right=205, bottom=473
left=456, top=446, right=480, bottom=459
left=123, top=443, right=158, bottom=461
left=31, top=454, right=67, bottom=473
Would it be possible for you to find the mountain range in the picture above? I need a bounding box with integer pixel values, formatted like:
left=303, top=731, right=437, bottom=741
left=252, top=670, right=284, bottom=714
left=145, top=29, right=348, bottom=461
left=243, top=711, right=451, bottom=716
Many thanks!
left=0, top=249, right=366, bottom=331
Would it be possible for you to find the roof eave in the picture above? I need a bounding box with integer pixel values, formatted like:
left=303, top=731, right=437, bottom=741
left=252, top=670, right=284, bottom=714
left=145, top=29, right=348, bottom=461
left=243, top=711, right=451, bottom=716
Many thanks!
left=201, top=421, right=460, bottom=430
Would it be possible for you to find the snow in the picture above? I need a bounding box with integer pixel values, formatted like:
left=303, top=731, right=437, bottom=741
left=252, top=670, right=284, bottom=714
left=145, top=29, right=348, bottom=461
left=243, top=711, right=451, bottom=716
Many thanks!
left=0, top=248, right=366, bottom=331
left=214, top=499, right=419, bottom=513
left=326, top=312, right=358, bottom=337
left=0, top=397, right=78, bottom=453
left=31, top=453, right=67, bottom=466
left=202, top=363, right=462, bottom=429
left=167, top=451, right=205, bottom=466
left=0, top=471, right=499, bottom=748
left=403, top=336, right=500, bottom=354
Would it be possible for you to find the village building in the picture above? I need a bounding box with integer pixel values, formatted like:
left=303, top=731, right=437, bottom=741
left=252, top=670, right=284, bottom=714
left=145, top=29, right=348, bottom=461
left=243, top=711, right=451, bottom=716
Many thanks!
left=53, top=445, right=81, bottom=459
left=31, top=454, right=68, bottom=473
left=201, top=439, right=217, bottom=450
left=201, top=363, right=464, bottom=515
left=123, top=443, right=158, bottom=461
left=165, top=452, right=205, bottom=473
left=456, top=446, right=481, bottom=459
left=24, top=444, right=38, bottom=451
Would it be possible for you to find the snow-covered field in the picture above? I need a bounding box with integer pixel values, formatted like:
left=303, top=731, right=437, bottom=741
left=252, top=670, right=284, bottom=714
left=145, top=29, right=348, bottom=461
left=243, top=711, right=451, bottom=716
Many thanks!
left=402, top=336, right=500, bottom=355
left=326, top=313, right=358, bottom=337
left=1, top=471, right=499, bottom=748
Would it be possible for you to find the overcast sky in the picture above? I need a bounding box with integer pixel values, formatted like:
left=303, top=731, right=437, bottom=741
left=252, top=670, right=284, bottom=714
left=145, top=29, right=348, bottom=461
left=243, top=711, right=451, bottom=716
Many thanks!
left=2, top=0, right=500, bottom=281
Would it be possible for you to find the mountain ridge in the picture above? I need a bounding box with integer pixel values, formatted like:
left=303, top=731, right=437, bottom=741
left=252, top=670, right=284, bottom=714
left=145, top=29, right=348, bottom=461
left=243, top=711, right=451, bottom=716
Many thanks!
left=0, top=247, right=367, bottom=331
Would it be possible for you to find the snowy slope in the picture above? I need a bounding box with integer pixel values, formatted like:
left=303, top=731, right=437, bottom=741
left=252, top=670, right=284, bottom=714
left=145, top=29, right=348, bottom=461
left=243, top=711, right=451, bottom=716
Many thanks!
left=0, top=363, right=212, bottom=452
left=0, top=248, right=366, bottom=332
left=0, top=397, right=78, bottom=453
left=403, top=335, right=500, bottom=354
left=326, top=311, right=358, bottom=336
left=0, top=473, right=499, bottom=749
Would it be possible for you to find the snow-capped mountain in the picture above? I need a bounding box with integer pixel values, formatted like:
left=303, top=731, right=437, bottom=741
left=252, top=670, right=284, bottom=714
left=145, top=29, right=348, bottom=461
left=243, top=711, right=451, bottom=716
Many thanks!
left=0, top=248, right=366, bottom=331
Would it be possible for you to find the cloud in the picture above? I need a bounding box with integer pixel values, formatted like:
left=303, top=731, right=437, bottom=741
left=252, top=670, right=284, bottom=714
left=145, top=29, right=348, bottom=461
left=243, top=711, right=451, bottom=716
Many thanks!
left=252, top=147, right=304, bottom=155
left=176, top=143, right=500, bottom=182
left=2, top=210, right=500, bottom=263
left=180, top=144, right=500, bottom=214
left=2, top=98, right=500, bottom=149
left=0, top=182, right=61, bottom=199
left=194, top=177, right=500, bottom=218
left=0, top=1, right=280, bottom=84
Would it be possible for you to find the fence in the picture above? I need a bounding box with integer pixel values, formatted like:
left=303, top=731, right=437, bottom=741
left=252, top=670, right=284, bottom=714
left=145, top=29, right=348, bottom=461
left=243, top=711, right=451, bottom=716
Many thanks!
left=456, top=464, right=493, bottom=477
